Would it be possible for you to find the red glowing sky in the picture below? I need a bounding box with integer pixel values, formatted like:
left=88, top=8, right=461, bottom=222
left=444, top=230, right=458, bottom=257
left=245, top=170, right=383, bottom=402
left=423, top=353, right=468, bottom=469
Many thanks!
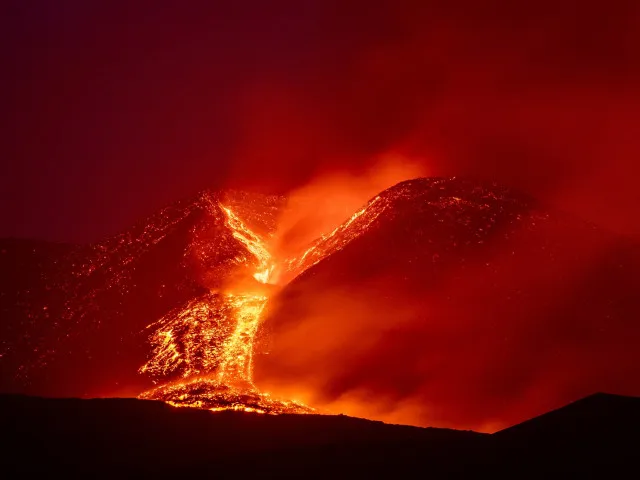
left=2, top=0, right=640, bottom=242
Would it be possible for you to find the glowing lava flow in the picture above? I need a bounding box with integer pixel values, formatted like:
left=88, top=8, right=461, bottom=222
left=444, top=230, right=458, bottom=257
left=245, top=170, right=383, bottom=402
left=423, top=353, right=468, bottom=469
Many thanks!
left=139, top=203, right=312, bottom=414
left=215, top=293, right=268, bottom=386
left=220, top=206, right=275, bottom=285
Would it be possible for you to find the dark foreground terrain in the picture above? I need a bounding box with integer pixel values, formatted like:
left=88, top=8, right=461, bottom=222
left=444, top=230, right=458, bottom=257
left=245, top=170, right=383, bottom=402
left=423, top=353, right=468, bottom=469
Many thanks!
left=1, top=392, right=638, bottom=478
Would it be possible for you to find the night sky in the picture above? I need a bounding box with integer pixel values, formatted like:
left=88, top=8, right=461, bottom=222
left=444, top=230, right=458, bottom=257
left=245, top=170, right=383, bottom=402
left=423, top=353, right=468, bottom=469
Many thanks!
left=3, top=0, right=640, bottom=242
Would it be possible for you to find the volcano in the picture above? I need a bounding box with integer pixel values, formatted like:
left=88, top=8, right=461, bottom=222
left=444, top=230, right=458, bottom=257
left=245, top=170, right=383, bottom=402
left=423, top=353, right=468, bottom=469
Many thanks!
left=1, top=177, right=639, bottom=430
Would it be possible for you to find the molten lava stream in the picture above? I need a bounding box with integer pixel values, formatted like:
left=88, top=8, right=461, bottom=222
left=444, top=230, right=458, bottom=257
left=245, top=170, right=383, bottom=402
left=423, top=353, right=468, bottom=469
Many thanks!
left=216, top=293, right=267, bottom=387
left=139, top=203, right=312, bottom=415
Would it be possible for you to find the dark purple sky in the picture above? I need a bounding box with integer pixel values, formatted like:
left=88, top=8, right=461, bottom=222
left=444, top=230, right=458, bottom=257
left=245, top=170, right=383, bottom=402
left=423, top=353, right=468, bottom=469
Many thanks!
left=3, top=0, right=640, bottom=242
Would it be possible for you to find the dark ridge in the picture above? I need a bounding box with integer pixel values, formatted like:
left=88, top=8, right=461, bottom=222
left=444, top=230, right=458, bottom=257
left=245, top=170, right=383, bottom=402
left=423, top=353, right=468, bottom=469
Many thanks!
left=489, top=392, right=640, bottom=476
left=0, top=394, right=484, bottom=476
left=496, top=392, right=640, bottom=438
left=1, top=393, right=638, bottom=477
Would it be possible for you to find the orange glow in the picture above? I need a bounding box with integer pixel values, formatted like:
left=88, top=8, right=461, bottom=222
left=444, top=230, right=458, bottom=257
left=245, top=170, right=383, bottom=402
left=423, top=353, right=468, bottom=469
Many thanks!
left=279, top=195, right=390, bottom=283
left=271, top=154, right=426, bottom=265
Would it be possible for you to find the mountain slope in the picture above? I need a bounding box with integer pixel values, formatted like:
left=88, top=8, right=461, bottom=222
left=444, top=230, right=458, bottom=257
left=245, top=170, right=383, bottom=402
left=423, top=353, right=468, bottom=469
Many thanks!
left=254, top=177, right=640, bottom=431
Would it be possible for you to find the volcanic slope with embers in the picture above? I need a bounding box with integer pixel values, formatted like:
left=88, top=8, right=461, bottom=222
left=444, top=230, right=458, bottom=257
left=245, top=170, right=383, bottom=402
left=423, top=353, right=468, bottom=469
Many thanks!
left=0, top=190, right=285, bottom=397
left=255, top=177, right=640, bottom=431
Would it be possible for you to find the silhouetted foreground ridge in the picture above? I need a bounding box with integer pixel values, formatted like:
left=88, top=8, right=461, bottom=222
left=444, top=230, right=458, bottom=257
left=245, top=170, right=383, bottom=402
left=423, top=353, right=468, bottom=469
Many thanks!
left=1, top=392, right=638, bottom=477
